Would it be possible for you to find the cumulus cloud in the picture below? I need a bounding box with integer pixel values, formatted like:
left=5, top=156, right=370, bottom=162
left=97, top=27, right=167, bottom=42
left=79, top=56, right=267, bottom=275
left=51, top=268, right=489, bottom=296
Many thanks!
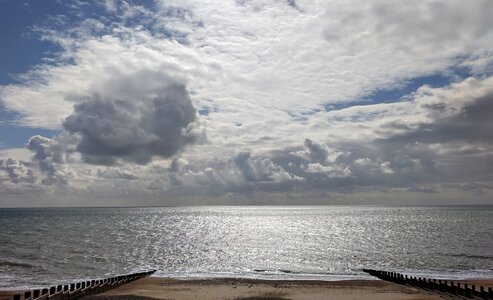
left=234, top=152, right=294, bottom=183
left=96, top=167, right=139, bottom=180
left=25, top=135, right=66, bottom=184
left=1, top=0, right=493, bottom=205
left=63, top=84, right=204, bottom=165
left=303, top=139, right=329, bottom=164
left=0, top=158, right=36, bottom=184
left=388, top=88, right=493, bottom=145
left=27, top=135, right=64, bottom=164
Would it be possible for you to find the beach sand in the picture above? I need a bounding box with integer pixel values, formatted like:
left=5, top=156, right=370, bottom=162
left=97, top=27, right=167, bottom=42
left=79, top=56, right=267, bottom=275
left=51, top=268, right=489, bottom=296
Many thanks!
left=83, top=277, right=453, bottom=300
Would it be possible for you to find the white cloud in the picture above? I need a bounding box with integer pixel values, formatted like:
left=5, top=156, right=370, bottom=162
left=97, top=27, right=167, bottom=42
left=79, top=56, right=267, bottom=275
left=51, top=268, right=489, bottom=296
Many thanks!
left=0, top=148, right=32, bottom=161
left=1, top=0, right=493, bottom=204
left=104, top=0, right=118, bottom=13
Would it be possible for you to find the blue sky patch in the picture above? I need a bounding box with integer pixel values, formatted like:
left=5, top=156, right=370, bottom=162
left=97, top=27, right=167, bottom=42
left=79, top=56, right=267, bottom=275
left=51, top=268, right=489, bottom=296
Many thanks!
left=0, top=104, right=59, bottom=149
left=324, top=68, right=471, bottom=112
left=0, top=1, right=67, bottom=85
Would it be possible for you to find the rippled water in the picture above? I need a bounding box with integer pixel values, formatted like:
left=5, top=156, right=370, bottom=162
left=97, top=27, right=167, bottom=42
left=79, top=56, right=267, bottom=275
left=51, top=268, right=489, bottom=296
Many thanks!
left=1, top=206, right=492, bottom=288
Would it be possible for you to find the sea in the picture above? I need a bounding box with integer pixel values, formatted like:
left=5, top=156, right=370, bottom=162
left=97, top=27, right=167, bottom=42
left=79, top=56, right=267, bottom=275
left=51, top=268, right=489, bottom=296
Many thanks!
left=0, top=206, right=492, bottom=289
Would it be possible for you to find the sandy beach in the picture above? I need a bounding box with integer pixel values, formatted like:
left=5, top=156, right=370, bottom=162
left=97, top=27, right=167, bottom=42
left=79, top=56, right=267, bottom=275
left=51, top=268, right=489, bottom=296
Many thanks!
left=1, top=276, right=492, bottom=300
left=82, top=277, right=467, bottom=300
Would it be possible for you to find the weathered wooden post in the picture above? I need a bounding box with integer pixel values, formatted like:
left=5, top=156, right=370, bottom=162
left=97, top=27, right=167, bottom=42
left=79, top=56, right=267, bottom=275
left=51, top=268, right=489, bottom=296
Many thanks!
left=464, top=284, right=473, bottom=298
left=449, top=282, right=454, bottom=295
left=0, top=270, right=156, bottom=300
left=458, top=283, right=463, bottom=296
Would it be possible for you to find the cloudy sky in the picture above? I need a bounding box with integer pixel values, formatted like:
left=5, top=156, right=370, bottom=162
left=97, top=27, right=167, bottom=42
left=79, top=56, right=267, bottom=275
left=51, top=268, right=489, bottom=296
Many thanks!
left=1, top=0, right=493, bottom=207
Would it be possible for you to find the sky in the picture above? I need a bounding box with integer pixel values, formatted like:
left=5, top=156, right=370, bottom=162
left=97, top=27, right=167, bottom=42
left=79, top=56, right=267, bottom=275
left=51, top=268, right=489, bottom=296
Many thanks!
left=1, top=0, right=493, bottom=207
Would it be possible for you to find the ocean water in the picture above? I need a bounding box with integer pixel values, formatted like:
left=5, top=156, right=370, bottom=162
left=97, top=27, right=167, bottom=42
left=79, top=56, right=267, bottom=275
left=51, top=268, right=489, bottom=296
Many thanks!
left=0, top=206, right=492, bottom=289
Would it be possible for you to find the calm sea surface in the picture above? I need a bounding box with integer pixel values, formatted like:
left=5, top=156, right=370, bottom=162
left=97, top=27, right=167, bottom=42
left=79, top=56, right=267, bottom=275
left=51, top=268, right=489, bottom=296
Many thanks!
left=0, top=206, right=492, bottom=289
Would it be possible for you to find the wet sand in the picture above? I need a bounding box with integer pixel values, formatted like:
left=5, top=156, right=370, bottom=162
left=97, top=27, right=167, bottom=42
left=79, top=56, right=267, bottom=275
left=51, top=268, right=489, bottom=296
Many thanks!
left=83, top=277, right=451, bottom=300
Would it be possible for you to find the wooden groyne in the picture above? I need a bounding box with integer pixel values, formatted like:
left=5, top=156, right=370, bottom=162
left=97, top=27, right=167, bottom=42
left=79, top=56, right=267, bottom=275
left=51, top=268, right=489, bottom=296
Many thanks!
left=0, top=270, right=155, bottom=300
left=363, top=269, right=493, bottom=300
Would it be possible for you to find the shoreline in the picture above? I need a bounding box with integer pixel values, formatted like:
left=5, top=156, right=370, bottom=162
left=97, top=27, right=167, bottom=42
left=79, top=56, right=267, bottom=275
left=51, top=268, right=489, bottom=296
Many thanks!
left=2, top=277, right=493, bottom=299
left=2, top=274, right=493, bottom=291
left=65, top=277, right=493, bottom=300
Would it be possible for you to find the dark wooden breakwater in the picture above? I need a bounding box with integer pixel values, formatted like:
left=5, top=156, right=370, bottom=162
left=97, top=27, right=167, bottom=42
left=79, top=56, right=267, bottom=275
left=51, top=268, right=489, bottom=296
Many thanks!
left=363, top=269, right=493, bottom=300
left=0, top=270, right=155, bottom=300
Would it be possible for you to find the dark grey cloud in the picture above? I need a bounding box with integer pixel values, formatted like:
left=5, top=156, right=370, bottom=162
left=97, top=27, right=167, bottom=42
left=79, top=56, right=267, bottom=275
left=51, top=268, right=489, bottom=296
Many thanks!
left=26, top=135, right=68, bottom=185
left=254, top=91, right=493, bottom=194
left=374, top=91, right=493, bottom=184
left=304, top=138, right=329, bottom=164
left=234, top=151, right=292, bottom=183
left=167, top=173, right=183, bottom=186
left=383, top=93, right=493, bottom=145
left=11, top=85, right=492, bottom=202
left=286, top=0, right=302, bottom=12
left=441, top=182, right=491, bottom=195
left=63, top=84, right=203, bottom=165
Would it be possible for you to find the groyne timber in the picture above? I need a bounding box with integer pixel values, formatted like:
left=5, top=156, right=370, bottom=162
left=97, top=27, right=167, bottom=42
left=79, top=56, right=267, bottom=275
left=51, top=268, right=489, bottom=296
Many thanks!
left=363, top=269, right=493, bottom=300
left=0, top=270, right=155, bottom=300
